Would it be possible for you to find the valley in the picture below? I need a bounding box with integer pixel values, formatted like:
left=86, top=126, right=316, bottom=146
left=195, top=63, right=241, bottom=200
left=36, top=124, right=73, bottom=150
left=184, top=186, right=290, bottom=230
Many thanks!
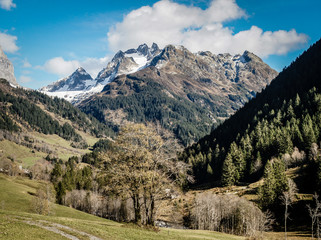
left=0, top=1, right=320, bottom=238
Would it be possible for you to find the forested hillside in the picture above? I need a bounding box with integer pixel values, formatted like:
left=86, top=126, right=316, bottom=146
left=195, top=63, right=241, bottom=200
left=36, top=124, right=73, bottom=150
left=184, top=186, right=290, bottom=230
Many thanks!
left=179, top=38, right=321, bottom=187
left=0, top=79, right=114, bottom=143
left=80, top=74, right=216, bottom=146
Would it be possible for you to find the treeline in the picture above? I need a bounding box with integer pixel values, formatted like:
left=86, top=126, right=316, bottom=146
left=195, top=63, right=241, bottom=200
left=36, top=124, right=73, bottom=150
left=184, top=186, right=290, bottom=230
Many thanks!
left=179, top=39, right=321, bottom=187
left=49, top=124, right=193, bottom=226
left=49, top=155, right=141, bottom=222
left=47, top=138, right=270, bottom=237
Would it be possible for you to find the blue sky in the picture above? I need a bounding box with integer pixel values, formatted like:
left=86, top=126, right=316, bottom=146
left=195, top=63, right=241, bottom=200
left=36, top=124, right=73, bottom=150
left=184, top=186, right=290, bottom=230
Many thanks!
left=0, top=0, right=320, bottom=89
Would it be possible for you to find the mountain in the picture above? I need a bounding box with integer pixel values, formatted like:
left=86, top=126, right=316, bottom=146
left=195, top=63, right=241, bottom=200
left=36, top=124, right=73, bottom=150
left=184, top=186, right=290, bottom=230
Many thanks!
left=0, top=47, right=18, bottom=86
left=78, top=44, right=278, bottom=145
left=179, top=38, right=321, bottom=186
left=40, top=43, right=161, bottom=103
left=95, top=43, right=161, bottom=85
left=40, top=67, right=94, bottom=92
left=0, top=77, right=114, bottom=158
left=39, top=67, right=97, bottom=102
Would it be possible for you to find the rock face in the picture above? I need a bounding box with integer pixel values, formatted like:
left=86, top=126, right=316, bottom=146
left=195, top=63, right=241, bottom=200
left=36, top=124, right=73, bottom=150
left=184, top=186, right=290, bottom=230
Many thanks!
left=147, top=45, right=277, bottom=109
left=95, top=43, right=161, bottom=86
left=78, top=44, right=278, bottom=145
left=0, top=47, right=17, bottom=86
left=40, top=43, right=161, bottom=103
left=40, top=67, right=94, bottom=92
left=39, top=67, right=98, bottom=102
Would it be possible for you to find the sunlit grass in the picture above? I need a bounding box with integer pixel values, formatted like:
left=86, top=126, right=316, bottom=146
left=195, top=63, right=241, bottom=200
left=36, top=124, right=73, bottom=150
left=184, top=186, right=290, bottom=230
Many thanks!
left=0, top=173, right=245, bottom=240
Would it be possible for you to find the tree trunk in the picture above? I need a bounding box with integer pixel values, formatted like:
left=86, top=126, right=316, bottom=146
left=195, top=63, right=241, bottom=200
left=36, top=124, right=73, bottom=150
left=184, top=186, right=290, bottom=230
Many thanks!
left=312, top=218, right=315, bottom=240
left=148, top=194, right=155, bottom=226
left=132, top=194, right=141, bottom=224
left=317, top=217, right=320, bottom=240
left=285, top=204, right=287, bottom=240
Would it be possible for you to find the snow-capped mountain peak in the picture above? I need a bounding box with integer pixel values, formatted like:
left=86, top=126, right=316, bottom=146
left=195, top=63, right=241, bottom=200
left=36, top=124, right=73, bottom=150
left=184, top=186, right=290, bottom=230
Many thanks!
left=40, top=43, right=161, bottom=104
left=40, top=67, right=94, bottom=93
left=95, top=43, right=161, bottom=86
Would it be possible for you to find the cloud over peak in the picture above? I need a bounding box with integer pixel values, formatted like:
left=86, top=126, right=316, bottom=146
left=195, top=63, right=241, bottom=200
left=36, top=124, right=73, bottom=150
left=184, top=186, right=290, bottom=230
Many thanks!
left=42, top=56, right=109, bottom=78
left=107, top=0, right=307, bottom=57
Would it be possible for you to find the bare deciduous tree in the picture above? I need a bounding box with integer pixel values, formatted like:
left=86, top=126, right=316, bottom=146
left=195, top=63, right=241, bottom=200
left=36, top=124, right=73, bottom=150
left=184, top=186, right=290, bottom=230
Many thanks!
left=307, top=193, right=321, bottom=239
left=32, top=184, right=55, bottom=215
left=280, top=179, right=298, bottom=240
left=192, top=192, right=272, bottom=237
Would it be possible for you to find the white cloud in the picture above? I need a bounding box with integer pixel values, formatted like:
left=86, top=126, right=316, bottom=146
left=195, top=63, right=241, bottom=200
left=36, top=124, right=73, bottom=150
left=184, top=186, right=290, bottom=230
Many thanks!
left=22, top=59, right=32, bottom=68
left=22, top=70, right=31, bottom=75
left=42, top=56, right=109, bottom=78
left=19, top=75, right=32, bottom=83
left=0, top=0, right=16, bottom=10
left=43, top=57, right=80, bottom=77
left=107, top=0, right=307, bottom=57
left=0, top=32, right=19, bottom=53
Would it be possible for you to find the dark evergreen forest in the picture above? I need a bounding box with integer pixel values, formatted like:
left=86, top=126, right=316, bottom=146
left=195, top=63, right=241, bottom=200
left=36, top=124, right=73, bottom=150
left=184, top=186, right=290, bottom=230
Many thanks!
left=0, top=79, right=114, bottom=141
left=179, top=38, right=321, bottom=190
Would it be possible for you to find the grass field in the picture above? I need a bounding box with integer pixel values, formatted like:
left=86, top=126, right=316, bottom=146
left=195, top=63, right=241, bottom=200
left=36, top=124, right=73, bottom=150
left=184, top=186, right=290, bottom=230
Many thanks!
left=0, top=140, right=47, bottom=168
left=0, top=173, right=246, bottom=240
left=0, top=130, right=99, bottom=169
left=0, top=169, right=313, bottom=239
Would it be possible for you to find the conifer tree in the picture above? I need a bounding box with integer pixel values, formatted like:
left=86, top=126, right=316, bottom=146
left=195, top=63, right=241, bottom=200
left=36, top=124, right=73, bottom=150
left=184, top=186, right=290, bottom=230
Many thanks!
left=221, top=153, right=236, bottom=186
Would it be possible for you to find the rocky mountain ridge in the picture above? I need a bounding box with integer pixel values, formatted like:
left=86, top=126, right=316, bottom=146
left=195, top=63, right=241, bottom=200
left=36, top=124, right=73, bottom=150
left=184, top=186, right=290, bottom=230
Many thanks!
left=78, top=44, right=278, bottom=145
left=40, top=43, right=277, bottom=108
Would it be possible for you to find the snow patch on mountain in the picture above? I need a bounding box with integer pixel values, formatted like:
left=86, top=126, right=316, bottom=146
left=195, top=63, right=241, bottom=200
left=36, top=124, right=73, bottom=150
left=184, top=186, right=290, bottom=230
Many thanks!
left=40, top=43, right=160, bottom=103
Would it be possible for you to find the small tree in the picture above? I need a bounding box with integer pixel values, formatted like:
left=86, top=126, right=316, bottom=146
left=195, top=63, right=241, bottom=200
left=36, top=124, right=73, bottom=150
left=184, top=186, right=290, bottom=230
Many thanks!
left=259, top=158, right=288, bottom=209
left=307, top=193, right=321, bottom=239
left=280, top=179, right=297, bottom=240
left=221, top=153, right=235, bottom=187
left=32, top=184, right=55, bottom=215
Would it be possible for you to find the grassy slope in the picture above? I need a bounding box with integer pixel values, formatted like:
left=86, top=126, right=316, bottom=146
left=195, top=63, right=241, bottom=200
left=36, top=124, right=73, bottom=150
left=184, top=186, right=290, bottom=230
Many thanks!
left=0, top=129, right=99, bottom=168
left=0, top=173, right=244, bottom=240
left=0, top=140, right=47, bottom=168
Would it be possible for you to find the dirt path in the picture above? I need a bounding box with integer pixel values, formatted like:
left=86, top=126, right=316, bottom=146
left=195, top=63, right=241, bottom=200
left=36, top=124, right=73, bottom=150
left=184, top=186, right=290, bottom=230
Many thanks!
left=18, top=218, right=102, bottom=240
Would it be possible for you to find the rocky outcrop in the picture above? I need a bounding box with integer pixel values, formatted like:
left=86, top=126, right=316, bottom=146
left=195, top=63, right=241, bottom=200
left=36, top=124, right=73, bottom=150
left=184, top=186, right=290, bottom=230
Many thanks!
left=0, top=47, right=17, bottom=86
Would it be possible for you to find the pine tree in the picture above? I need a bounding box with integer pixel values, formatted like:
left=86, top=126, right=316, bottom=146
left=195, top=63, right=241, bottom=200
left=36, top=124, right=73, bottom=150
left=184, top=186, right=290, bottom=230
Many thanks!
left=259, top=158, right=288, bottom=209
left=302, top=114, right=317, bottom=151
left=221, top=153, right=236, bottom=187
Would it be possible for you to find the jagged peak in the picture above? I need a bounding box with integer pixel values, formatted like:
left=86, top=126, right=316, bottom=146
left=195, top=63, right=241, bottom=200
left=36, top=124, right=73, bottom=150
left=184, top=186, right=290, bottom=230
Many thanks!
left=123, top=43, right=161, bottom=58
left=242, top=50, right=263, bottom=63
left=71, top=67, right=92, bottom=80
left=137, top=43, right=149, bottom=55
left=151, top=43, right=159, bottom=52
left=112, top=50, right=125, bottom=61
left=76, top=66, right=85, bottom=72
